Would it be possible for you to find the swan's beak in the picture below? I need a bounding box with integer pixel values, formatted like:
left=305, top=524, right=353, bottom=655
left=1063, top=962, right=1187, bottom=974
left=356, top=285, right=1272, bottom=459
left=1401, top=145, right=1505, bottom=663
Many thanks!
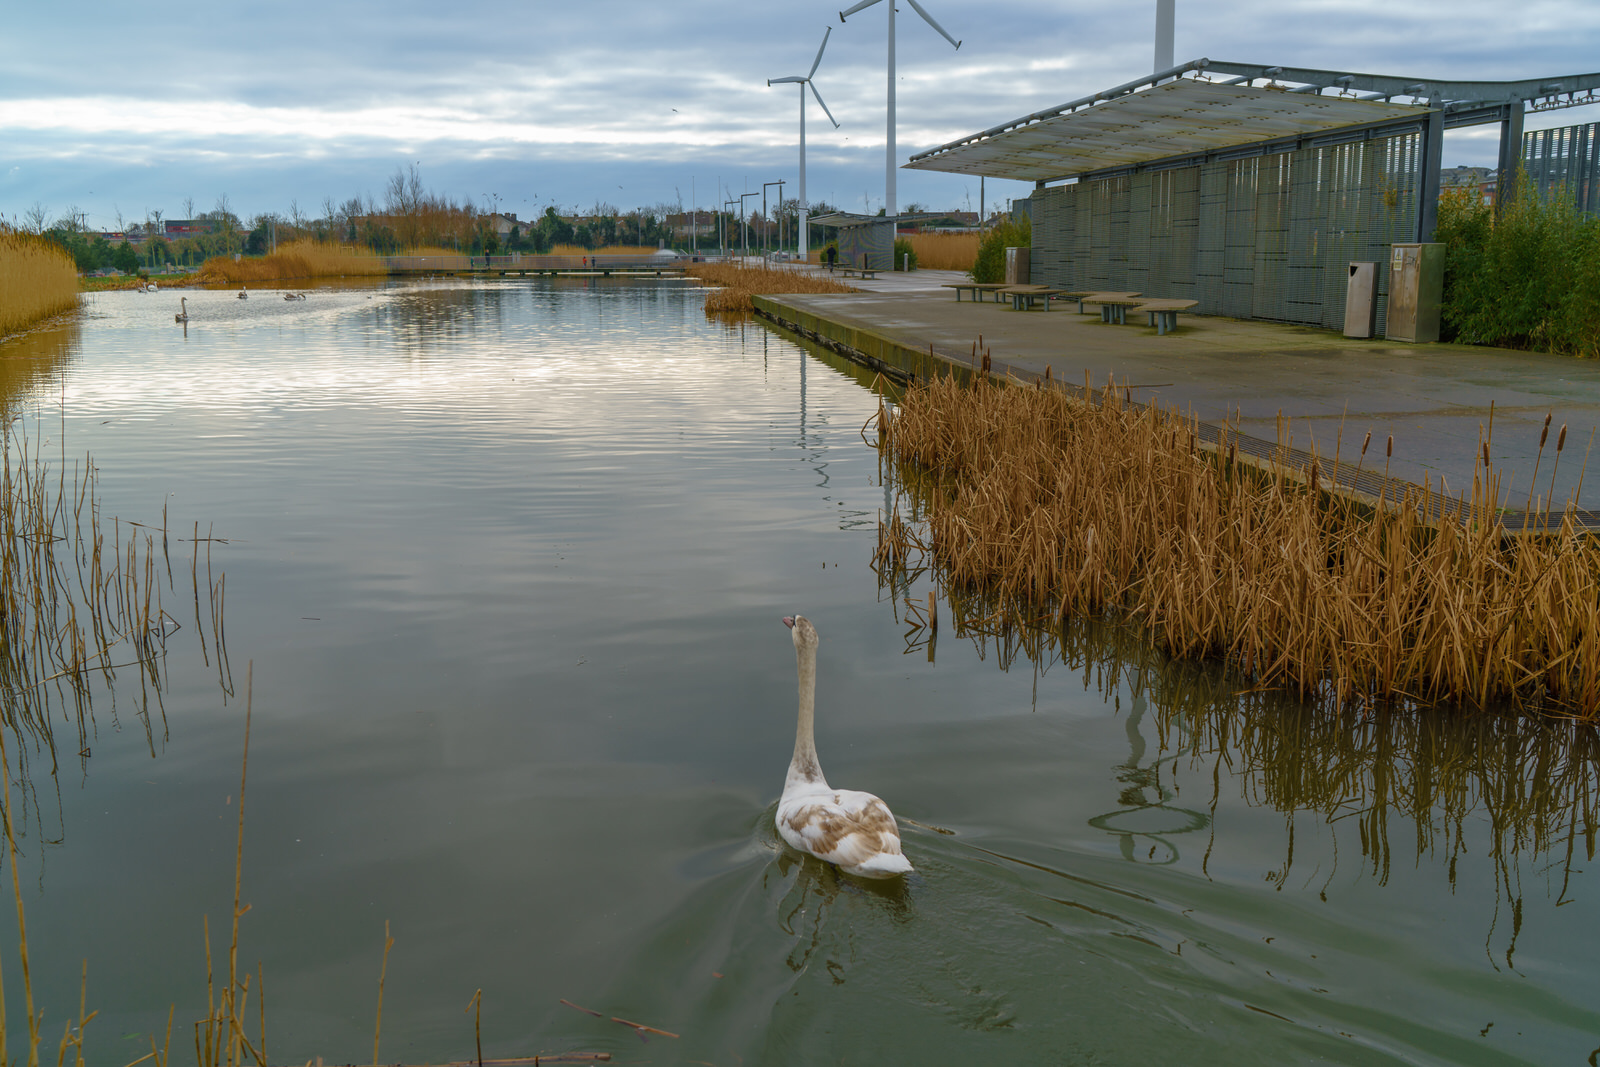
left=782, top=616, right=795, bottom=629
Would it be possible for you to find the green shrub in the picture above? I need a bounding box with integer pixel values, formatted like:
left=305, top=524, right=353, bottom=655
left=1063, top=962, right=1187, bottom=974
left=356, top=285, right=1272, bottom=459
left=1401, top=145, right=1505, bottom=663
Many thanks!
left=970, top=215, right=1032, bottom=283
left=892, top=237, right=918, bottom=271
left=1437, top=175, right=1600, bottom=357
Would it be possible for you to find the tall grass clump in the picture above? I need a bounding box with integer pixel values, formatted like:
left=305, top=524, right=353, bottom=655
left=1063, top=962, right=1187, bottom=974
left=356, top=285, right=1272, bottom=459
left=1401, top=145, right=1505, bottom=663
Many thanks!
left=1436, top=178, right=1600, bottom=357
left=876, top=371, right=1600, bottom=717
left=902, top=232, right=980, bottom=272
left=0, top=227, right=79, bottom=337
left=968, top=216, right=1032, bottom=283
left=687, top=262, right=856, bottom=313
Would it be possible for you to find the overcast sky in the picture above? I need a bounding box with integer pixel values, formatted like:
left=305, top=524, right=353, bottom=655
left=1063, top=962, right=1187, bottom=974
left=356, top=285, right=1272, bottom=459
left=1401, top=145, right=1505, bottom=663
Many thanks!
left=3, top=0, right=1598, bottom=230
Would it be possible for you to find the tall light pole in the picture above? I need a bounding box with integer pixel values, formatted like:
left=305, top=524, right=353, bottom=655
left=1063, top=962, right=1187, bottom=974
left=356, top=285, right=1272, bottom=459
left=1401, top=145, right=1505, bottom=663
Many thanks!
left=739, top=192, right=758, bottom=260
left=839, top=0, right=960, bottom=218
left=763, top=181, right=785, bottom=254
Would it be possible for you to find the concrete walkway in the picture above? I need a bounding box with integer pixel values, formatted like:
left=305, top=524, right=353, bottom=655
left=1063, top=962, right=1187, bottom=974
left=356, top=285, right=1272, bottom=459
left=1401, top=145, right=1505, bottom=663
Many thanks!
left=762, top=269, right=1600, bottom=512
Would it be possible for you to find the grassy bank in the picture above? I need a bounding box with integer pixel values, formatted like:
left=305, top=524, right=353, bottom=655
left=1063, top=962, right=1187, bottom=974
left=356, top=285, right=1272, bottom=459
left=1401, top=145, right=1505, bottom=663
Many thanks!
left=78, top=272, right=200, bottom=292
left=686, top=263, right=856, bottom=313
left=877, top=371, right=1600, bottom=718
left=0, top=229, right=80, bottom=336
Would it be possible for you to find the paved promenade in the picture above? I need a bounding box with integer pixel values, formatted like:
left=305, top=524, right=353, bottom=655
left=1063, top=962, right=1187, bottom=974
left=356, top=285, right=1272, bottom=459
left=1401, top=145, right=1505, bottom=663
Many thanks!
left=766, top=267, right=1600, bottom=511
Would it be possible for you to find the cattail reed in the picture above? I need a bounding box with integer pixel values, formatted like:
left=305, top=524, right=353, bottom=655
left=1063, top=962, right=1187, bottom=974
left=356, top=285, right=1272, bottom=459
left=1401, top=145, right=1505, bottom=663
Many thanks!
left=876, top=370, right=1600, bottom=717
left=687, top=263, right=855, bottom=314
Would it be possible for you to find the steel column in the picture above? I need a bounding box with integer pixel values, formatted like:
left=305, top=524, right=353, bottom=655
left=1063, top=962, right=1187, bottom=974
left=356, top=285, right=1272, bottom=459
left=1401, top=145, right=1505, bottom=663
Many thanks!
left=1417, top=106, right=1445, bottom=241
left=1497, top=103, right=1525, bottom=213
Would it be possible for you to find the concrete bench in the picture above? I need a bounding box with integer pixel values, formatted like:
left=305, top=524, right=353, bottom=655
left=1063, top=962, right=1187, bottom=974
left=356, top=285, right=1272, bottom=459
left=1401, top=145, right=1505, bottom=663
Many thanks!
left=1069, top=291, right=1142, bottom=315
left=941, top=283, right=1011, bottom=302
left=998, top=285, right=1067, bottom=311
left=1081, top=294, right=1146, bottom=325
left=1134, top=299, right=1200, bottom=335
left=838, top=267, right=880, bottom=279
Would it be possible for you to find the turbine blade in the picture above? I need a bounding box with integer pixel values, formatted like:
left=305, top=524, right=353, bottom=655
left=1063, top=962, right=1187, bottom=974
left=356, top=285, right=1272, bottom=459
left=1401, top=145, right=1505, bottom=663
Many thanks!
left=808, top=26, right=832, bottom=80
left=904, top=0, right=961, bottom=49
left=769, top=76, right=805, bottom=84
left=811, top=82, right=840, bottom=129
left=839, top=0, right=881, bottom=21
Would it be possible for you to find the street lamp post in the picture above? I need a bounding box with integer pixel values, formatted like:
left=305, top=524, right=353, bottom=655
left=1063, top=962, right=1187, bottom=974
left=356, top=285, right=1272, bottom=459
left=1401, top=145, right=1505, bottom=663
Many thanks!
left=739, top=192, right=758, bottom=260
left=762, top=181, right=785, bottom=256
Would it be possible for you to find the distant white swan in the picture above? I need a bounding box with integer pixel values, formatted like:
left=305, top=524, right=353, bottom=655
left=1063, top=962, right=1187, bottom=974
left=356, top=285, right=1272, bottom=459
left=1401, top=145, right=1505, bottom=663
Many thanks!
left=775, top=615, right=913, bottom=879
left=174, top=297, right=188, bottom=323
left=237, top=285, right=248, bottom=300
left=145, top=283, right=158, bottom=292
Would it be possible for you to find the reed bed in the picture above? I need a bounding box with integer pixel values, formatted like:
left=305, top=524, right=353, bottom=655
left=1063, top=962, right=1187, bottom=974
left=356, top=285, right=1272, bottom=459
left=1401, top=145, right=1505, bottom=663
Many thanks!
left=686, top=263, right=856, bottom=313
left=875, top=371, right=1600, bottom=718
left=197, top=240, right=421, bottom=284
left=900, top=232, right=979, bottom=272
left=0, top=229, right=80, bottom=337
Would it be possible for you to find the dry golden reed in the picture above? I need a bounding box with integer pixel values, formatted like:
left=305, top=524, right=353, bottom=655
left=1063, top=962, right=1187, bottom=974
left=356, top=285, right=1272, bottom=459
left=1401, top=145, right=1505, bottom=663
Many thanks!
left=877, top=372, right=1600, bottom=717
left=687, top=262, right=856, bottom=312
left=0, top=229, right=79, bottom=336
left=199, top=240, right=394, bottom=284
left=902, top=232, right=980, bottom=272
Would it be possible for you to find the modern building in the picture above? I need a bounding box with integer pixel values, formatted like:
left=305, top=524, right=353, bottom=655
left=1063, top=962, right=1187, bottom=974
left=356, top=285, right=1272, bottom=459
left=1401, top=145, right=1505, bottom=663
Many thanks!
left=906, top=60, right=1600, bottom=334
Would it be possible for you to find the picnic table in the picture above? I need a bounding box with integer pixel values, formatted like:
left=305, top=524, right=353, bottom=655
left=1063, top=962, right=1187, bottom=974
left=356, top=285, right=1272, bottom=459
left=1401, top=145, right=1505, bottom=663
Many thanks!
left=941, top=282, right=1011, bottom=302
left=1135, top=298, right=1200, bottom=335
left=997, top=285, right=1067, bottom=311
left=1080, top=293, right=1145, bottom=325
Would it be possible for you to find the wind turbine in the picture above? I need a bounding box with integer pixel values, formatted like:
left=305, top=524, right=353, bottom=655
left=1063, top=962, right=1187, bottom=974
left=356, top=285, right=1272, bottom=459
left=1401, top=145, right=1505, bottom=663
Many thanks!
left=769, top=28, right=839, bottom=263
left=839, top=0, right=960, bottom=218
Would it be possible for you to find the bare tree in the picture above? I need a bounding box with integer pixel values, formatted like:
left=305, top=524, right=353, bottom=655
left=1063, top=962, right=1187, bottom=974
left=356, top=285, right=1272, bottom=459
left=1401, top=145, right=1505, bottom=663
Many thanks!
left=183, top=196, right=195, bottom=220
left=22, top=202, right=49, bottom=234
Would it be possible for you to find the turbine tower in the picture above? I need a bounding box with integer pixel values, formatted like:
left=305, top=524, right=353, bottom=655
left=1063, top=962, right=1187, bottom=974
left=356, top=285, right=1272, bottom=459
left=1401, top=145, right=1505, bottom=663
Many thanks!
left=768, top=28, right=839, bottom=263
left=1155, top=0, right=1174, bottom=73
left=839, top=0, right=960, bottom=218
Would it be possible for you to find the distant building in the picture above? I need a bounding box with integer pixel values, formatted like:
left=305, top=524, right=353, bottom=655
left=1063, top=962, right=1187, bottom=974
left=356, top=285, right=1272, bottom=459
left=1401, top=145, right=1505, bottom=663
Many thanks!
left=164, top=219, right=214, bottom=238
left=1440, top=166, right=1498, bottom=204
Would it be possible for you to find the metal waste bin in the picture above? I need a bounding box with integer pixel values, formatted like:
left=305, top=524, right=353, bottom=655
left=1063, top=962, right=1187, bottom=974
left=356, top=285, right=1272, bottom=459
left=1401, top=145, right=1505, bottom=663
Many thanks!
left=1004, top=247, right=1031, bottom=286
left=1344, top=262, right=1378, bottom=338
left=1385, top=243, right=1444, bottom=343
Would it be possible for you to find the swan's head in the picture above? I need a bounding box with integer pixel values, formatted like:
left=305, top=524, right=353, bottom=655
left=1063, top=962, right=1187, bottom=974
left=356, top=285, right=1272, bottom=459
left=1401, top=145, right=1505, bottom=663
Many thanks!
left=783, top=614, right=818, bottom=652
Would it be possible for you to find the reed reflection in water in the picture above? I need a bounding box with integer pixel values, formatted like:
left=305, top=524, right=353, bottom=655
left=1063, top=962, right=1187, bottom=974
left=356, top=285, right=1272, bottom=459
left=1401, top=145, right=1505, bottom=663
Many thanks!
left=887, top=568, right=1599, bottom=968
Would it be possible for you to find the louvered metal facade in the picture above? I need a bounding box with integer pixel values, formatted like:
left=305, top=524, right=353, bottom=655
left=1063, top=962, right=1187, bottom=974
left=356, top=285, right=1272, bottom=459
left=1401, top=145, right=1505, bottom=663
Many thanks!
left=1524, top=122, right=1600, bottom=215
left=1027, top=130, right=1421, bottom=332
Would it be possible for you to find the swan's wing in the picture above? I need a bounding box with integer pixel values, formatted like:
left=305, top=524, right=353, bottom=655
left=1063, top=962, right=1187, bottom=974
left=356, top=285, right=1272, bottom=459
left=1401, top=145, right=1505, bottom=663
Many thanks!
left=778, top=789, right=906, bottom=871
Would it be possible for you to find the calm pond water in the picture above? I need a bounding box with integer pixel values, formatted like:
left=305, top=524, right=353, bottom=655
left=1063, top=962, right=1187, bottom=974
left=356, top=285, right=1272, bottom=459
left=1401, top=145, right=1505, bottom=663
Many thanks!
left=0, top=279, right=1597, bottom=1065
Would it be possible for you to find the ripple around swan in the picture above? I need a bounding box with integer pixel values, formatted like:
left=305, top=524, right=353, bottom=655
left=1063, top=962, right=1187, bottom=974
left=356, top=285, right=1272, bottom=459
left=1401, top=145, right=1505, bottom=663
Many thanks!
left=1, top=279, right=1597, bottom=1066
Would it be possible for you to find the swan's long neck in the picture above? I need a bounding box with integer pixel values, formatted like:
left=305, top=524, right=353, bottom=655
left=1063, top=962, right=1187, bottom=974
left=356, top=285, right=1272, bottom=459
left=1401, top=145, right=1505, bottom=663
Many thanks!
left=788, top=642, right=826, bottom=788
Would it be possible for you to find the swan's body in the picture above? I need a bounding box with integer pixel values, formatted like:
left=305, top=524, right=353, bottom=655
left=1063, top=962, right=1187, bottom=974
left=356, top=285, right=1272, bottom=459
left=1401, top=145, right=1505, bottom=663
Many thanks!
left=237, top=285, right=248, bottom=299
left=283, top=291, right=305, bottom=301
left=174, top=297, right=188, bottom=323
left=145, top=283, right=158, bottom=292
left=777, top=615, right=912, bottom=879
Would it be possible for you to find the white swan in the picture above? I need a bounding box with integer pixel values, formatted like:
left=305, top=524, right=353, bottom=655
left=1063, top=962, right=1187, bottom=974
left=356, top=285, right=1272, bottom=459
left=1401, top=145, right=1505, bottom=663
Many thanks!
left=776, top=615, right=913, bottom=879
left=174, top=297, right=188, bottom=323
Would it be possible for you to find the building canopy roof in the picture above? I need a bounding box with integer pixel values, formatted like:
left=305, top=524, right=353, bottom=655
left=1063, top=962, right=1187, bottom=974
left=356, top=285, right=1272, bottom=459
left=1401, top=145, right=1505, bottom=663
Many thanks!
left=905, top=59, right=1600, bottom=183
